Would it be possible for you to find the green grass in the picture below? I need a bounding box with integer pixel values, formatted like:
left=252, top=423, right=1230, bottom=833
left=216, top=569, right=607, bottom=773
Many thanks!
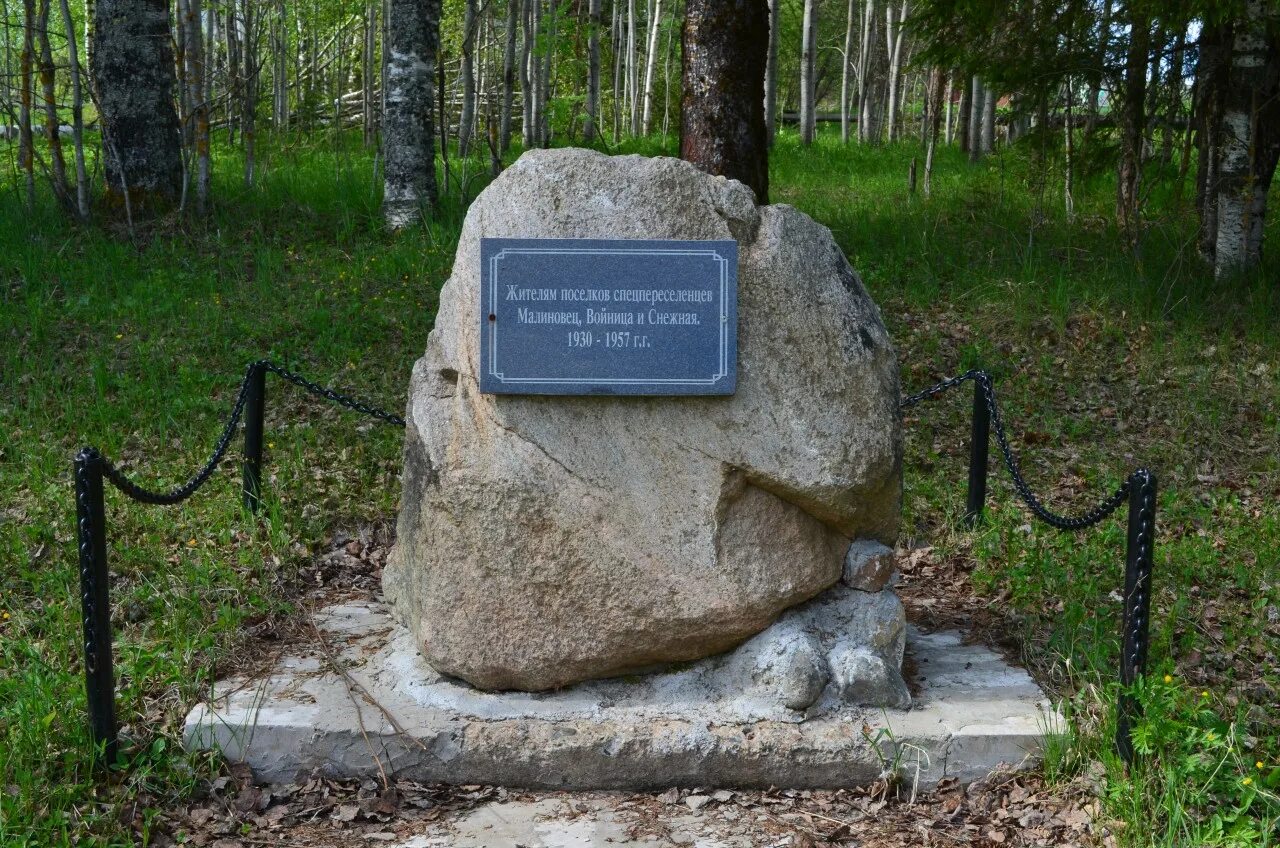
left=1, top=126, right=1277, bottom=846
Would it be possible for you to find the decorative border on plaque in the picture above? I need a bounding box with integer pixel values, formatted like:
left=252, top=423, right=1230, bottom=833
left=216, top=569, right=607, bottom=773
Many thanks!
left=485, top=247, right=732, bottom=388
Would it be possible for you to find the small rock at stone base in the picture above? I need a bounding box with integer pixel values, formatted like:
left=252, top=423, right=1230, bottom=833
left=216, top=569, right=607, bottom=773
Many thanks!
left=750, top=627, right=830, bottom=711
left=684, top=795, right=712, bottom=811
left=828, top=641, right=911, bottom=709
left=842, top=539, right=897, bottom=592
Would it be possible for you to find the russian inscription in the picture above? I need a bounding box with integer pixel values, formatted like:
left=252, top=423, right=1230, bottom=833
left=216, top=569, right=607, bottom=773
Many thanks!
left=479, top=238, right=738, bottom=395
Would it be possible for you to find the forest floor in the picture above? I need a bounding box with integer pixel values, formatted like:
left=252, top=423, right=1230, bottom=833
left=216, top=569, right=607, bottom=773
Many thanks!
left=1, top=130, right=1278, bottom=846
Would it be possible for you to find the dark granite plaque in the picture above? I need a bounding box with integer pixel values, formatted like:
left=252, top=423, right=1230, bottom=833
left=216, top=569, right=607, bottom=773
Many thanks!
left=479, top=238, right=737, bottom=395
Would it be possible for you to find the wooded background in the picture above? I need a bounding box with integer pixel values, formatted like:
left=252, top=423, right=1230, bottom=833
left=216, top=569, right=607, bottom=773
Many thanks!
left=0, top=0, right=1277, bottom=278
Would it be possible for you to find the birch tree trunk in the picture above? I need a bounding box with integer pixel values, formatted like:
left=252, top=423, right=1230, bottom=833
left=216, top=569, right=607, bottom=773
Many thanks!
left=923, top=65, right=941, bottom=196
left=856, top=0, right=877, bottom=143
left=980, top=81, right=995, bottom=152
left=764, top=0, right=779, bottom=143
left=92, top=0, right=184, bottom=212
left=1213, top=0, right=1280, bottom=277
left=799, top=0, right=816, bottom=145
left=681, top=0, right=769, bottom=201
left=383, top=0, right=439, bottom=227
left=840, top=0, right=854, bottom=143
left=1116, top=8, right=1149, bottom=233
left=522, top=0, right=535, bottom=147
left=884, top=0, right=905, bottom=143
left=459, top=0, right=478, bottom=157
left=189, top=0, right=210, bottom=213
left=626, top=0, right=639, bottom=135
left=640, top=0, right=662, bottom=134
left=611, top=0, right=622, bottom=140
left=966, top=76, right=982, bottom=161
left=1086, top=0, right=1111, bottom=133
left=36, top=0, right=70, bottom=208
left=364, top=0, right=377, bottom=144
left=241, top=0, right=258, bottom=185
left=58, top=0, right=90, bottom=220
left=18, top=0, right=34, bottom=209
left=584, top=0, right=600, bottom=142
left=540, top=0, right=555, bottom=146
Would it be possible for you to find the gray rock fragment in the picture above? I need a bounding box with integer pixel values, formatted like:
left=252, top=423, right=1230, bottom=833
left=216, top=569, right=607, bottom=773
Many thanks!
left=842, top=539, right=897, bottom=592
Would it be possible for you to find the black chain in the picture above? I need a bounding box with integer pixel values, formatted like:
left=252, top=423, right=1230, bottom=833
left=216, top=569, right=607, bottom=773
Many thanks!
left=902, top=369, right=1131, bottom=530
left=100, top=360, right=403, bottom=505
left=260, top=361, right=406, bottom=428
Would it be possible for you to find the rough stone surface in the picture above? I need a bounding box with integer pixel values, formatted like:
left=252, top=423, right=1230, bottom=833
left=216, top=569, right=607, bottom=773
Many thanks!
left=184, top=601, right=1062, bottom=789
left=385, top=148, right=902, bottom=692
left=829, top=643, right=912, bottom=709
left=842, top=539, right=898, bottom=591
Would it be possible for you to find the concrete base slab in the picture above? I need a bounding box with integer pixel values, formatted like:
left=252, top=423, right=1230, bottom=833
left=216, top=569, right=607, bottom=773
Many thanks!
left=184, top=601, right=1062, bottom=789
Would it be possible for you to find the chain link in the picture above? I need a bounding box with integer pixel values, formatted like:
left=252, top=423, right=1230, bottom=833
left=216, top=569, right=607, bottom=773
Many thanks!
left=100, top=360, right=404, bottom=505
left=259, top=361, right=406, bottom=428
left=902, top=369, right=1132, bottom=530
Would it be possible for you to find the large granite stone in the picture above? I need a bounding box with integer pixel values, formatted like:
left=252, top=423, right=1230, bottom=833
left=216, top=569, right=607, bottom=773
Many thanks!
left=385, top=148, right=902, bottom=691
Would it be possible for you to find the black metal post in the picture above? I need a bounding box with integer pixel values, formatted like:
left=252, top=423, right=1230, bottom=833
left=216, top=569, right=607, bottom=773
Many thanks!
left=75, top=448, right=118, bottom=765
left=964, top=376, right=991, bottom=528
left=1117, top=468, right=1157, bottom=767
left=242, top=363, right=267, bottom=513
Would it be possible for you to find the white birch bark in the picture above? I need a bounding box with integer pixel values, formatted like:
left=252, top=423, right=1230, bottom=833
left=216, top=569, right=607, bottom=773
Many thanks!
left=57, top=0, right=90, bottom=220
left=1214, top=0, right=1277, bottom=276
left=884, top=0, right=906, bottom=142
left=640, top=0, right=661, bottom=135
left=764, top=0, right=779, bottom=143
left=799, top=0, right=816, bottom=145
left=584, top=0, right=600, bottom=142
left=382, top=0, right=439, bottom=227
left=458, top=0, right=477, bottom=157
left=840, top=0, right=855, bottom=143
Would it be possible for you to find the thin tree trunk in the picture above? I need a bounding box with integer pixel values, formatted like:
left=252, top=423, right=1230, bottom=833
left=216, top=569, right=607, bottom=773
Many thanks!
left=58, top=0, right=90, bottom=220
left=522, top=0, right=535, bottom=147
left=856, top=0, right=877, bottom=143
left=383, top=0, right=439, bottom=226
left=36, top=0, right=70, bottom=208
left=626, top=0, right=639, bottom=135
left=1086, top=0, right=1111, bottom=133
left=799, top=0, right=816, bottom=145
left=242, top=0, right=258, bottom=186
left=364, top=0, right=376, bottom=144
left=1064, top=78, right=1075, bottom=220
left=640, top=0, right=662, bottom=134
left=1161, top=26, right=1186, bottom=165
left=1116, top=8, right=1149, bottom=233
left=980, top=80, right=995, bottom=152
left=764, top=0, right=779, bottom=144
left=967, top=76, right=981, bottom=161
left=19, top=0, right=36, bottom=209
left=923, top=66, right=942, bottom=196
left=840, top=0, right=854, bottom=143
left=540, top=0, right=554, bottom=146
left=186, top=0, right=209, bottom=214
left=943, top=70, right=953, bottom=144
left=459, top=0, right=477, bottom=156
left=884, top=0, right=906, bottom=142
left=548, top=0, right=564, bottom=144
left=681, top=0, right=769, bottom=201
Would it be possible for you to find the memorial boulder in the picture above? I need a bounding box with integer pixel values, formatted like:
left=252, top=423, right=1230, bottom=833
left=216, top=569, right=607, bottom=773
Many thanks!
left=385, top=148, right=904, bottom=692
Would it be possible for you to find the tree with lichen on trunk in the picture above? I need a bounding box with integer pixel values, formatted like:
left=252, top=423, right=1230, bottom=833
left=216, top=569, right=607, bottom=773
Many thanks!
left=383, top=0, right=440, bottom=228
left=91, top=0, right=184, bottom=215
left=681, top=0, right=769, bottom=203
